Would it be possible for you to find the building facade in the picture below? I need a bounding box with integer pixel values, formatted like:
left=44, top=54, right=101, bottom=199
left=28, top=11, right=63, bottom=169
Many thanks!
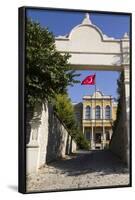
left=82, top=90, right=117, bottom=150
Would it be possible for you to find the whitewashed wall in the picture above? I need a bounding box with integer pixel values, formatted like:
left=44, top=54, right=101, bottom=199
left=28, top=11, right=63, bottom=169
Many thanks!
left=26, top=103, right=77, bottom=174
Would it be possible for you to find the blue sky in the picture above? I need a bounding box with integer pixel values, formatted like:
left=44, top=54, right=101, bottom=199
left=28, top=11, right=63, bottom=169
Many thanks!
left=27, top=9, right=130, bottom=103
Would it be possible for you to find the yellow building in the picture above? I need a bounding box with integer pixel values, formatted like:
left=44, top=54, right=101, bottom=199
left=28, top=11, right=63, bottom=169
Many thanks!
left=82, top=90, right=117, bottom=150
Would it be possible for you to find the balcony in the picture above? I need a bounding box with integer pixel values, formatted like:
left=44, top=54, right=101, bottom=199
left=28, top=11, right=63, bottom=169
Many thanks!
left=83, top=118, right=113, bottom=127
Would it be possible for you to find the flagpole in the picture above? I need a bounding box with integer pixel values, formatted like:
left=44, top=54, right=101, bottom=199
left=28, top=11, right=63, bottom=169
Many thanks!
left=95, top=73, right=96, bottom=150
left=81, top=73, right=96, bottom=150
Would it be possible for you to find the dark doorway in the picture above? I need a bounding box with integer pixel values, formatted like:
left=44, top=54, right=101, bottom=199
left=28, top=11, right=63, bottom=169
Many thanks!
left=95, top=133, right=102, bottom=143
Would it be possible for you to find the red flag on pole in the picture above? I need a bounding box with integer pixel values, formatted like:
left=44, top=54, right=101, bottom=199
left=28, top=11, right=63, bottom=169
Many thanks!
left=81, top=74, right=96, bottom=85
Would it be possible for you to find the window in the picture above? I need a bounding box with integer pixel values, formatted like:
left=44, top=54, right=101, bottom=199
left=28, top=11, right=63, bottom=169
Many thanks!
left=95, top=105, right=100, bottom=119
left=85, top=106, right=91, bottom=119
left=105, top=105, right=111, bottom=119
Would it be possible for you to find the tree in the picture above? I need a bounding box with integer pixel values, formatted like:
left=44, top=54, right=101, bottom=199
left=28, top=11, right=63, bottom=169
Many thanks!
left=26, top=19, right=79, bottom=108
left=54, top=94, right=76, bottom=129
left=112, top=71, right=124, bottom=134
left=26, top=19, right=89, bottom=150
left=54, top=94, right=90, bottom=150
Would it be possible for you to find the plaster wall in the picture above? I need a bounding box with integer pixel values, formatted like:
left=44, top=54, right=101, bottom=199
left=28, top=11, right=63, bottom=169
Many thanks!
left=26, top=103, right=77, bottom=174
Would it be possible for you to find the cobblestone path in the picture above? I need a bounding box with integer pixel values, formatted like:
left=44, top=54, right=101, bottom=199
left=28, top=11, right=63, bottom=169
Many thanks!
left=27, top=150, right=130, bottom=192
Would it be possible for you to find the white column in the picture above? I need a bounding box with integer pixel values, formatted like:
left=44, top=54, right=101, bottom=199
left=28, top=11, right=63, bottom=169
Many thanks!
left=26, top=110, right=41, bottom=174
left=109, top=129, right=112, bottom=140
left=102, top=126, right=106, bottom=149
left=124, top=66, right=130, bottom=166
left=28, top=120, right=40, bottom=146
left=121, top=33, right=130, bottom=165
left=91, top=126, right=95, bottom=150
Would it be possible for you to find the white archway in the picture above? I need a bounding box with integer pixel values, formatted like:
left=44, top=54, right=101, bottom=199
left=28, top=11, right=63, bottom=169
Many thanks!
left=55, top=13, right=130, bottom=164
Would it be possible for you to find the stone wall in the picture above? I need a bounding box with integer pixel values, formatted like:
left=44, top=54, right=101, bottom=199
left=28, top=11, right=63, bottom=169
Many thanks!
left=109, top=112, right=128, bottom=164
left=26, top=102, right=77, bottom=174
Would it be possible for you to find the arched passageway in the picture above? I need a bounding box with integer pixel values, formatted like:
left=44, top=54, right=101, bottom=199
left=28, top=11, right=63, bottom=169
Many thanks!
left=55, top=13, right=130, bottom=165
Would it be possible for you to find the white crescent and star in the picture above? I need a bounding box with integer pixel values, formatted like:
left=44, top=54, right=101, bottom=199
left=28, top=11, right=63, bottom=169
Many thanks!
left=88, top=77, right=92, bottom=83
left=82, top=75, right=95, bottom=84
left=84, top=77, right=92, bottom=84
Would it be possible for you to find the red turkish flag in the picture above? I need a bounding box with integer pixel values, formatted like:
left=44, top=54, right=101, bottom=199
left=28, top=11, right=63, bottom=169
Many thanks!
left=81, top=74, right=96, bottom=85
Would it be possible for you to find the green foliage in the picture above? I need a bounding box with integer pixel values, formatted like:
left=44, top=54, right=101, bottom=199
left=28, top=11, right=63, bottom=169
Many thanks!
left=26, top=19, right=79, bottom=108
left=71, top=127, right=90, bottom=150
left=54, top=94, right=90, bottom=150
left=54, top=94, right=76, bottom=129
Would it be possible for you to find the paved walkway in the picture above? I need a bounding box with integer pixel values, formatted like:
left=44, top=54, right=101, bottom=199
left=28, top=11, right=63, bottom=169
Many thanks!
left=27, top=150, right=129, bottom=192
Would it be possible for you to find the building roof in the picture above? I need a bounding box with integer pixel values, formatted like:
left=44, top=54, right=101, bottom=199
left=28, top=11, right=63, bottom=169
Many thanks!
left=83, top=90, right=113, bottom=100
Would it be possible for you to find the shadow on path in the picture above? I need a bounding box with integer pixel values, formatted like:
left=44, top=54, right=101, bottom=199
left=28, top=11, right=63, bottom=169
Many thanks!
left=48, top=150, right=129, bottom=176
